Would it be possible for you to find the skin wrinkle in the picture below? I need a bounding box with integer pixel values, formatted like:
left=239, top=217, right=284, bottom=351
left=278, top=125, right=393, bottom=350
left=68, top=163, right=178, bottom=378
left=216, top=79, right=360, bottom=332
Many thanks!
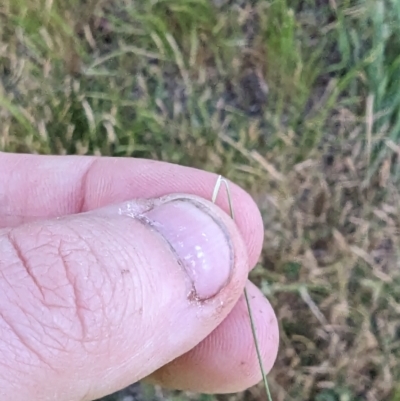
left=2, top=222, right=111, bottom=358
left=107, top=253, right=143, bottom=334
left=30, top=230, right=88, bottom=340
left=5, top=230, right=46, bottom=300
left=87, top=226, right=122, bottom=325
left=95, top=215, right=155, bottom=327
left=0, top=309, right=40, bottom=373
left=65, top=217, right=127, bottom=283
left=0, top=260, right=24, bottom=304
left=1, top=276, right=81, bottom=357
left=60, top=219, right=135, bottom=348
left=8, top=298, right=87, bottom=362
left=53, top=216, right=151, bottom=354
left=0, top=234, right=74, bottom=361
left=36, top=322, right=72, bottom=352
left=61, top=215, right=159, bottom=359
left=0, top=155, right=91, bottom=218
left=109, top=234, right=157, bottom=344
left=121, top=242, right=153, bottom=332
left=57, top=241, right=88, bottom=342
left=65, top=218, right=137, bottom=336
left=77, top=158, right=97, bottom=214
left=0, top=309, right=51, bottom=369
left=56, top=222, right=107, bottom=341
left=62, top=222, right=105, bottom=276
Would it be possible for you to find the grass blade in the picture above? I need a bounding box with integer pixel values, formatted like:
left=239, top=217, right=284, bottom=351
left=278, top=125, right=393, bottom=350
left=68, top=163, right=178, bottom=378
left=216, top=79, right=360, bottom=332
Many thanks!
left=212, top=175, right=273, bottom=401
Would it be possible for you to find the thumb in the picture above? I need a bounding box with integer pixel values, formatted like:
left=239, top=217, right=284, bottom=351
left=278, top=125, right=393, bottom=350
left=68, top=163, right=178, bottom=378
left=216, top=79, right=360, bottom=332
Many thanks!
left=0, top=194, right=249, bottom=401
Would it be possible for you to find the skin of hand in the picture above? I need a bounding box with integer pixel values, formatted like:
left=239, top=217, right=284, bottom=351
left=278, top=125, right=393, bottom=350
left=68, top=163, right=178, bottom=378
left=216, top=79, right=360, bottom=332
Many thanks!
left=0, top=152, right=279, bottom=401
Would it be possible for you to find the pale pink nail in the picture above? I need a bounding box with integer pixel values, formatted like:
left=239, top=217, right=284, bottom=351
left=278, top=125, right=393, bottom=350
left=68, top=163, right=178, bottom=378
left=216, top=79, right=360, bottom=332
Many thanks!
left=144, top=200, right=233, bottom=300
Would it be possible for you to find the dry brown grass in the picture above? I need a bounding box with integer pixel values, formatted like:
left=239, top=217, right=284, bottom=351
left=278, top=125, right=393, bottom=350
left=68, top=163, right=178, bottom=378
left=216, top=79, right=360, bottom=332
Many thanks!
left=210, top=113, right=400, bottom=401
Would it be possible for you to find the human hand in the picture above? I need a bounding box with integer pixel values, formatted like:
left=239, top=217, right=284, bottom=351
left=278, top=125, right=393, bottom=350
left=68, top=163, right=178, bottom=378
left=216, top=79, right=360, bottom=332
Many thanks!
left=0, top=152, right=279, bottom=401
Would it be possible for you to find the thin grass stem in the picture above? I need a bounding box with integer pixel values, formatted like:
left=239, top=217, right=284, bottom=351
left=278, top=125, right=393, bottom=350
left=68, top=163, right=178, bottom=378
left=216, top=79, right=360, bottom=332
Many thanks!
left=212, top=175, right=273, bottom=401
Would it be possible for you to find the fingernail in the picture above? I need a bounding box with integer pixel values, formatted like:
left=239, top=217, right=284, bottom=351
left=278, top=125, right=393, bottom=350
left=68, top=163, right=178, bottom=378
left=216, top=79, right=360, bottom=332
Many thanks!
left=143, top=199, right=233, bottom=300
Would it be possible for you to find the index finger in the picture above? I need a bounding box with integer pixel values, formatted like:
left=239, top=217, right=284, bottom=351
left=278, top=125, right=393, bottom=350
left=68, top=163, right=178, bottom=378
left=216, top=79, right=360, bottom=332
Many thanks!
left=0, top=152, right=264, bottom=267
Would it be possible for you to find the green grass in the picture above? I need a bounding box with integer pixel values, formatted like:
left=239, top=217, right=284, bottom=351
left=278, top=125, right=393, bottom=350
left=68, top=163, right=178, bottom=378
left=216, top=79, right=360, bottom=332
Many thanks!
left=1, top=0, right=400, bottom=400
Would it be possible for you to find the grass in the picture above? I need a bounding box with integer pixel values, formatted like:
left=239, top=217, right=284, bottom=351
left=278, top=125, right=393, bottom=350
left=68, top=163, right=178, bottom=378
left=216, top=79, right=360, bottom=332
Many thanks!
left=1, top=0, right=400, bottom=400
left=212, top=175, right=273, bottom=401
